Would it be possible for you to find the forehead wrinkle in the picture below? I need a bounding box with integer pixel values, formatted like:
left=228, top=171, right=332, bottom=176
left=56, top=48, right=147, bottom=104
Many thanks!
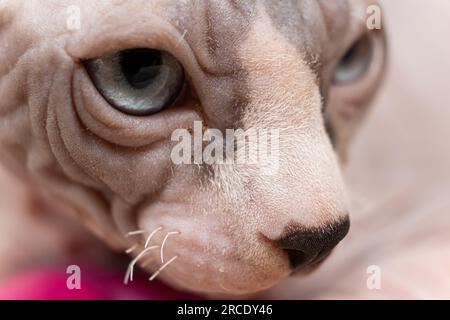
left=154, top=1, right=257, bottom=130
left=133, top=0, right=254, bottom=78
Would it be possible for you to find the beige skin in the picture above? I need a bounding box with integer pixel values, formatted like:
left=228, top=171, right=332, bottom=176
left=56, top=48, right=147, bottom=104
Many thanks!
left=0, top=0, right=386, bottom=296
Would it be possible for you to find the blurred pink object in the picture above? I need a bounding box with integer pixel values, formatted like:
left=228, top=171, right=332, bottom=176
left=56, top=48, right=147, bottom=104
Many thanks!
left=0, top=265, right=200, bottom=300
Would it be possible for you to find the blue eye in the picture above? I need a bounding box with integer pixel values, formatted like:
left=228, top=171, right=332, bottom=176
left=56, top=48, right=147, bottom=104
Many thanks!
left=333, top=35, right=372, bottom=85
left=84, top=48, right=184, bottom=116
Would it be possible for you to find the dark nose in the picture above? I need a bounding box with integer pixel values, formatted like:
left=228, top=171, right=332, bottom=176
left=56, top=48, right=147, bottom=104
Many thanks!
left=277, top=217, right=350, bottom=269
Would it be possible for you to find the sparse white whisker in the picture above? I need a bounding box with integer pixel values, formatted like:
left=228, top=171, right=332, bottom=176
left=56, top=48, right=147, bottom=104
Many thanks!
left=125, top=245, right=137, bottom=254
left=126, top=230, right=145, bottom=237
left=160, top=231, right=180, bottom=263
left=124, top=245, right=159, bottom=285
left=219, top=283, right=231, bottom=292
left=175, top=29, right=188, bottom=47
left=149, top=255, right=178, bottom=281
left=144, top=226, right=163, bottom=248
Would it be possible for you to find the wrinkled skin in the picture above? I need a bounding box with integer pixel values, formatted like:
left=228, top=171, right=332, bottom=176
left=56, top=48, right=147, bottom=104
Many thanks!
left=0, top=0, right=386, bottom=296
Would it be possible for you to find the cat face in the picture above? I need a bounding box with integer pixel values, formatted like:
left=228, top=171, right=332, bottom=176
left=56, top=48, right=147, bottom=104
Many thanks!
left=0, top=0, right=386, bottom=295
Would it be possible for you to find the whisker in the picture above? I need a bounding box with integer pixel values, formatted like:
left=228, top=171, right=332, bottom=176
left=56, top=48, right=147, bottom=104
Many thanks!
left=149, top=255, right=178, bottom=281
left=144, top=226, right=163, bottom=248
left=175, top=29, right=188, bottom=47
left=125, top=245, right=137, bottom=254
left=219, top=283, right=232, bottom=292
left=124, top=245, right=159, bottom=285
left=126, top=230, right=145, bottom=237
left=160, top=231, right=180, bottom=263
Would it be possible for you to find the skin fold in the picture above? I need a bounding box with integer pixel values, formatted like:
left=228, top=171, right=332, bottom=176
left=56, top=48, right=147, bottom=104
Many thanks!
left=0, top=0, right=399, bottom=297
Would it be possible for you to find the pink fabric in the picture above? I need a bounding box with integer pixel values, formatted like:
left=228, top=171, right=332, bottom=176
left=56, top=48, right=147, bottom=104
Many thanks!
left=0, top=265, right=200, bottom=300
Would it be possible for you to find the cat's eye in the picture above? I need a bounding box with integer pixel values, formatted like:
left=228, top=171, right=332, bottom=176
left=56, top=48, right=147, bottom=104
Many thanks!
left=84, top=48, right=184, bottom=116
left=333, top=35, right=373, bottom=85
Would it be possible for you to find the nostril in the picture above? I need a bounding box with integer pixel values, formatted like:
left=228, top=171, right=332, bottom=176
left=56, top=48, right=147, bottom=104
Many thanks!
left=285, top=247, right=333, bottom=269
left=277, top=216, right=350, bottom=270
left=285, top=249, right=308, bottom=269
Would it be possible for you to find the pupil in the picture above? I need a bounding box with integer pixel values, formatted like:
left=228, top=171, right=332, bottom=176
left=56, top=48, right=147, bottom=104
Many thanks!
left=120, top=49, right=162, bottom=89
left=340, top=43, right=359, bottom=68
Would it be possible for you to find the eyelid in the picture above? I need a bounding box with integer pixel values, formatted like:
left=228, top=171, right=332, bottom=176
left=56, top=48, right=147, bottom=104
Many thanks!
left=65, top=11, right=212, bottom=119
left=84, top=49, right=185, bottom=116
left=65, top=13, right=200, bottom=83
left=333, top=34, right=373, bottom=86
left=330, top=30, right=387, bottom=104
left=72, top=65, right=200, bottom=148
